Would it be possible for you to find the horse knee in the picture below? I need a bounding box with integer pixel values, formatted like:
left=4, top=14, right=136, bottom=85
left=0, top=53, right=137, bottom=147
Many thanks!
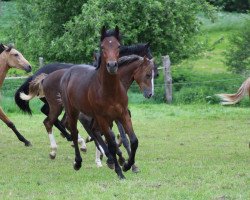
left=43, top=118, right=53, bottom=132
left=6, top=121, right=15, bottom=129
left=130, top=135, right=138, bottom=150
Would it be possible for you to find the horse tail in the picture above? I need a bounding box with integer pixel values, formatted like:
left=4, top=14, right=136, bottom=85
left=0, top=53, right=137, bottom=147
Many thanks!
left=19, top=73, right=47, bottom=101
left=15, top=76, right=33, bottom=115
left=217, top=77, right=250, bottom=105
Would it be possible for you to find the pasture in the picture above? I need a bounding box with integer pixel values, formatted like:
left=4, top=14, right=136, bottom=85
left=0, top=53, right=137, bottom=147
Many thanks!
left=0, top=104, right=249, bottom=199
left=0, top=1, right=250, bottom=199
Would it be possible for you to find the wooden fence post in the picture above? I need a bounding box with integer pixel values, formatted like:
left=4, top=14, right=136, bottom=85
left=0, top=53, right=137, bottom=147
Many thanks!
left=39, top=57, right=44, bottom=68
left=162, top=55, right=172, bottom=103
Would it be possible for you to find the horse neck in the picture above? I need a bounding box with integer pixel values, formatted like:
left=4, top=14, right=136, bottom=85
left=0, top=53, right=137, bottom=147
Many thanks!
left=97, top=57, right=120, bottom=94
left=0, top=53, right=9, bottom=88
left=119, top=59, right=142, bottom=91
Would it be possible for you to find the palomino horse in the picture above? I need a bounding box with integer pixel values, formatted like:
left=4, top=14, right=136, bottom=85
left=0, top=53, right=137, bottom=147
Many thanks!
left=0, top=44, right=32, bottom=146
left=15, top=43, right=157, bottom=150
left=60, top=26, right=138, bottom=179
left=20, top=55, right=154, bottom=172
left=217, top=77, right=250, bottom=105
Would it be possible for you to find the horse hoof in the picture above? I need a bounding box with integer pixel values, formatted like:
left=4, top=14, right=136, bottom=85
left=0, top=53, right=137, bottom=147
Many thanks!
left=49, top=153, right=56, bottom=159
left=96, top=161, right=103, bottom=168
left=60, top=132, right=65, bottom=138
left=118, top=174, right=126, bottom=180
left=73, top=162, right=81, bottom=171
left=107, top=163, right=115, bottom=170
left=118, top=157, right=126, bottom=166
left=80, top=147, right=87, bottom=153
left=24, top=141, right=32, bottom=147
left=132, top=165, right=140, bottom=173
left=122, top=163, right=131, bottom=172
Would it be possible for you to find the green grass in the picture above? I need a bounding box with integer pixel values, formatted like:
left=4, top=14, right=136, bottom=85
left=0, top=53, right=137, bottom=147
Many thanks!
left=0, top=104, right=249, bottom=199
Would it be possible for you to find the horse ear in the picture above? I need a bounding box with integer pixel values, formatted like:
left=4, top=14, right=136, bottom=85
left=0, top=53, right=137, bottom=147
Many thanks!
left=150, top=58, right=154, bottom=63
left=101, top=25, right=106, bottom=41
left=145, top=42, right=150, bottom=48
left=115, top=25, right=120, bottom=41
left=0, top=43, right=5, bottom=54
left=142, top=56, right=148, bottom=65
left=6, top=46, right=12, bottom=52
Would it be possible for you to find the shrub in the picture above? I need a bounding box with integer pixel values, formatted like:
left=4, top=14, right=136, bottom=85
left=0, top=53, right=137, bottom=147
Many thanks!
left=226, top=18, right=250, bottom=74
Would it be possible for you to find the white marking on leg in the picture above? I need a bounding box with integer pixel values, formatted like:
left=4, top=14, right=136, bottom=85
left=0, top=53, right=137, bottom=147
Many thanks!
left=78, top=134, right=87, bottom=152
left=151, top=69, right=155, bottom=96
left=98, top=145, right=105, bottom=155
left=48, top=132, right=57, bottom=158
left=95, top=147, right=102, bottom=167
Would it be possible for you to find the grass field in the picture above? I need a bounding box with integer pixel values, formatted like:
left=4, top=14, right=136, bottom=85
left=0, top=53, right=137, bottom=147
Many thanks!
left=0, top=104, right=249, bottom=199
left=0, top=2, right=249, bottom=199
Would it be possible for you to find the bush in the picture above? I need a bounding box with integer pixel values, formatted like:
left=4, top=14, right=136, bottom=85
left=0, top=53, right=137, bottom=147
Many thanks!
left=9, top=0, right=215, bottom=64
left=207, top=0, right=250, bottom=12
left=226, top=18, right=250, bottom=74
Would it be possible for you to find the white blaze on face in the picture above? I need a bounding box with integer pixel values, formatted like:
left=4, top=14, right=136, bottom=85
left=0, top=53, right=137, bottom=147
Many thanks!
left=151, top=69, right=155, bottom=96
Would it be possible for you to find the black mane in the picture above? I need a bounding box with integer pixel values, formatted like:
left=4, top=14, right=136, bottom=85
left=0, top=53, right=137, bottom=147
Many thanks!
left=118, top=55, right=141, bottom=68
left=120, top=43, right=152, bottom=59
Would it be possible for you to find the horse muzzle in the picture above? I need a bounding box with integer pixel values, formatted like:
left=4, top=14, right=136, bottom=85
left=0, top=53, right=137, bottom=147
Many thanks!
left=143, top=89, right=153, bottom=99
left=24, top=64, right=32, bottom=73
left=106, top=61, right=118, bottom=74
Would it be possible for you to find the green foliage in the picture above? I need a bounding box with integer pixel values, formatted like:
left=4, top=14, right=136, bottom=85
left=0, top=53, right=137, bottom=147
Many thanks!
left=226, top=18, right=250, bottom=74
left=207, top=0, right=250, bottom=12
left=9, top=0, right=215, bottom=64
left=171, top=66, right=246, bottom=104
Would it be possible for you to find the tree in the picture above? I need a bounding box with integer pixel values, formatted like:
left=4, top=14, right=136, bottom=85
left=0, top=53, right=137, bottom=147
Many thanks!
left=226, top=18, right=250, bottom=74
left=10, top=0, right=214, bottom=64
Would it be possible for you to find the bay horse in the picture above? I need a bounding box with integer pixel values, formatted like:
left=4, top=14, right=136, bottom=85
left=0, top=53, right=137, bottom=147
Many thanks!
left=15, top=42, right=157, bottom=150
left=60, top=26, right=139, bottom=179
left=0, top=44, right=32, bottom=146
left=217, top=77, right=250, bottom=105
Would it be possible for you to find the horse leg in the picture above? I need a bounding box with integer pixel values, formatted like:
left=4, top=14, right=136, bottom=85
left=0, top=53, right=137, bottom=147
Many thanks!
left=95, top=147, right=103, bottom=167
left=116, top=120, right=139, bottom=173
left=109, top=128, right=126, bottom=166
left=43, top=116, right=57, bottom=159
left=0, top=107, right=31, bottom=146
left=116, top=120, right=130, bottom=155
left=40, top=103, right=72, bottom=141
left=78, top=113, right=113, bottom=168
left=42, top=101, right=65, bottom=159
left=119, top=110, right=138, bottom=172
left=95, top=116, right=125, bottom=179
left=67, top=110, right=82, bottom=170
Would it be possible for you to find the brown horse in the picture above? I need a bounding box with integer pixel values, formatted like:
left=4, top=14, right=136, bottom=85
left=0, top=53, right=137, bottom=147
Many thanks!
left=217, top=77, right=250, bottom=105
left=60, top=26, right=138, bottom=179
left=0, top=44, right=32, bottom=146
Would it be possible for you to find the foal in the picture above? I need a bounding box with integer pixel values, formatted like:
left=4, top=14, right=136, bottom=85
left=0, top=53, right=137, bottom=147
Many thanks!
left=60, top=26, right=139, bottom=179
left=0, top=44, right=32, bottom=146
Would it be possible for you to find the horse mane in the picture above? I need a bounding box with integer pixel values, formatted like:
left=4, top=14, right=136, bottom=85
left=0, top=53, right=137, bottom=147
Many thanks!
left=120, top=43, right=150, bottom=57
left=118, top=55, right=141, bottom=68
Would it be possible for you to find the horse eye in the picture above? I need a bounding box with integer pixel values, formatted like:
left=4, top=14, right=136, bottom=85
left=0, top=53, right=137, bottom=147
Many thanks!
left=146, top=74, right=151, bottom=79
left=14, top=54, right=19, bottom=57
